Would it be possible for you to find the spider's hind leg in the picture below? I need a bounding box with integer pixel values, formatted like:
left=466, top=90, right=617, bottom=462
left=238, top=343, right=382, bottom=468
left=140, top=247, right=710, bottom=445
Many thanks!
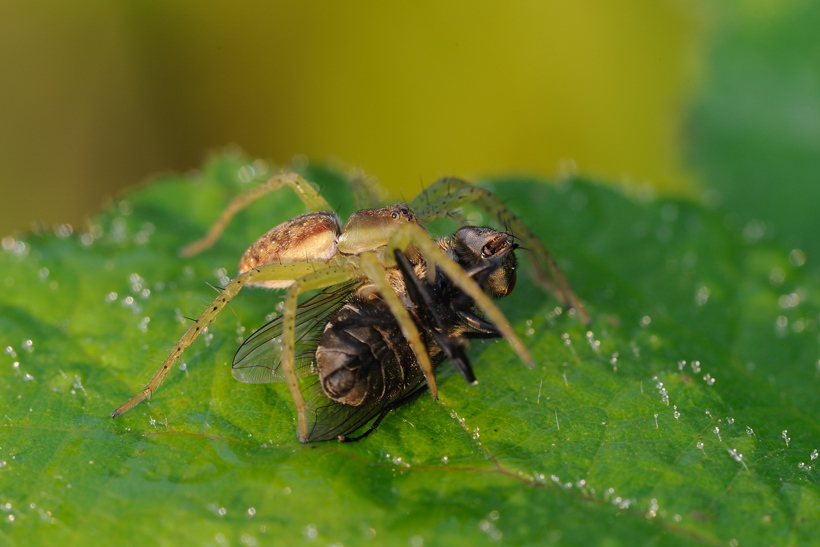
left=181, top=171, right=334, bottom=258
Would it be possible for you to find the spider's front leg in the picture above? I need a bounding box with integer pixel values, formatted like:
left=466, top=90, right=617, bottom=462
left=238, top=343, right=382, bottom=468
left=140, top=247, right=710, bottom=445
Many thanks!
left=278, top=265, right=360, bottom=443
left=110, top=262, right=330, bottom=418
left=386, top=223, right=535, bottom=370
left=357, top=251, right=438, bottom=399
left=181, top=171, right=333, bottom=258
left=410, top=178, right=589, bottom=324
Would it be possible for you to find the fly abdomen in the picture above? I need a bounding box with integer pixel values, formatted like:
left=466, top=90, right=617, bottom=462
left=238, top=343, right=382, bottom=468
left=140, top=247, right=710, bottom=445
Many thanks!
left=316, top=300, right=430, bottom=407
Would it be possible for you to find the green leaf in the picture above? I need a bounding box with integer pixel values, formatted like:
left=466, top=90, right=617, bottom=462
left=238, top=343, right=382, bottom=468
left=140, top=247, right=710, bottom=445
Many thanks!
left=1, top=152, right=817, bottom=545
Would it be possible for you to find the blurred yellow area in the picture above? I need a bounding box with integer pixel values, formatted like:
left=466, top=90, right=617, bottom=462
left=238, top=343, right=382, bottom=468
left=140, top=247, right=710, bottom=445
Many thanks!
left=0, top=2, right=703, bottom=236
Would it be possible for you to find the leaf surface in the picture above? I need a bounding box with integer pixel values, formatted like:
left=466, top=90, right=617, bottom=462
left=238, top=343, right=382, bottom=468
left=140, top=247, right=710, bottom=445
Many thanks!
left=1, top=154, right=817, bottom=546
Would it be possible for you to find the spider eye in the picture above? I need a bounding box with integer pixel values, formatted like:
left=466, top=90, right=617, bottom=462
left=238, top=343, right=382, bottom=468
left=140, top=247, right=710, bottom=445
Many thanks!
left=391, top=211, right=399, bottom=219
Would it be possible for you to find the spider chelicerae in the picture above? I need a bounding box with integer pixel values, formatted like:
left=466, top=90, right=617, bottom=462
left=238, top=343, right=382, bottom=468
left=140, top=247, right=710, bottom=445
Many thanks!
left=111, top=170, right=588, bottom=442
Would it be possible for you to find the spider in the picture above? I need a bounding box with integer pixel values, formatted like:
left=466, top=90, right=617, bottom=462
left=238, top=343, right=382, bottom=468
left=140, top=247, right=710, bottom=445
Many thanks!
left=111, top=171, right=588, bottom=442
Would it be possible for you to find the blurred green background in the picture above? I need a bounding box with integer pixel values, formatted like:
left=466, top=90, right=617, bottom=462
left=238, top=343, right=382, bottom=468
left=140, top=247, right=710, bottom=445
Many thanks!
left=2, top=1, right=819, bottom=257
left=0, top=2, right=702, bottom=236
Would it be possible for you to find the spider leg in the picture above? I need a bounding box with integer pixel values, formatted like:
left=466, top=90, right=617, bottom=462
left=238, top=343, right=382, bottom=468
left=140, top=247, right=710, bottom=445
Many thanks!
left=181, top=171, right=334, bottom=258
left=358, top=251, right=438, bottom=401
left=279, top=264, right=360, bottom=442
left=410, top=178, right=589, bottom=324
left=110, top=262, right=332, bottom=419
left=349, top=168, right=386, bottom=210
left=387, top=223, right=535, bottom=369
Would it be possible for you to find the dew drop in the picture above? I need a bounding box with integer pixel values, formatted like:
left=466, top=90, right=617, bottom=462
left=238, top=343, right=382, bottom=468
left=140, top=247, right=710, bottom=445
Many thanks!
left=789, top=249, right=806, bottom=267
left=746, top=426, right=755, bottom=436
left=728, top=448, right=748, bottom=470
left=713, top=426, right=721, bottom=442
left=585, top=331, right=600, bottom=352
left=238, top=164, right=257, bottom=183
left=138, top=317, right=151, bottom=333
left=73, top=375, right=87, bottom=394
left=696, top=285, right=710, bottom=306
left=640, top=315, right=651, bottom=327
left=55, top=223, right=73, bottom=238
left=727, top=417, right=734, bottom=425
left=775, top=315, right=788, bottom=335
left=303, top=524, right=317, bottom=540
left=778, top=293, right=800, bottom=309
left=811, top=449, right=818, bottom=460
left=703, top=373, right=715, bottom=386
left=240, top=533, right=258, bottom=546
left=782, top=430, right=790, bottom=448
left=697, top=442, right=704, bottom=452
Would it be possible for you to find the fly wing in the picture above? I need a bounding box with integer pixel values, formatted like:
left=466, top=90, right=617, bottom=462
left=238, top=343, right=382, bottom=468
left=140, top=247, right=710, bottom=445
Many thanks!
left=302, top=374, right=428, bottom=442
left=232, top=280, right=360, bottom=384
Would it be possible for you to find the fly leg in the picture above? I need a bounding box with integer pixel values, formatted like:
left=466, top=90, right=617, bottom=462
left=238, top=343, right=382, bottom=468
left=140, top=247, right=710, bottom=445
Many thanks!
left=387, top=222, right=535, bottom=369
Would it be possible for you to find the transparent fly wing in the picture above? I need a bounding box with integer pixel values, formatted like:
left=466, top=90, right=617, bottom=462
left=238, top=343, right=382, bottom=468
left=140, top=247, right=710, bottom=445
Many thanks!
left=232, top=280, right=361, bottom=384
left=303, top=375, right=429, bottom=442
